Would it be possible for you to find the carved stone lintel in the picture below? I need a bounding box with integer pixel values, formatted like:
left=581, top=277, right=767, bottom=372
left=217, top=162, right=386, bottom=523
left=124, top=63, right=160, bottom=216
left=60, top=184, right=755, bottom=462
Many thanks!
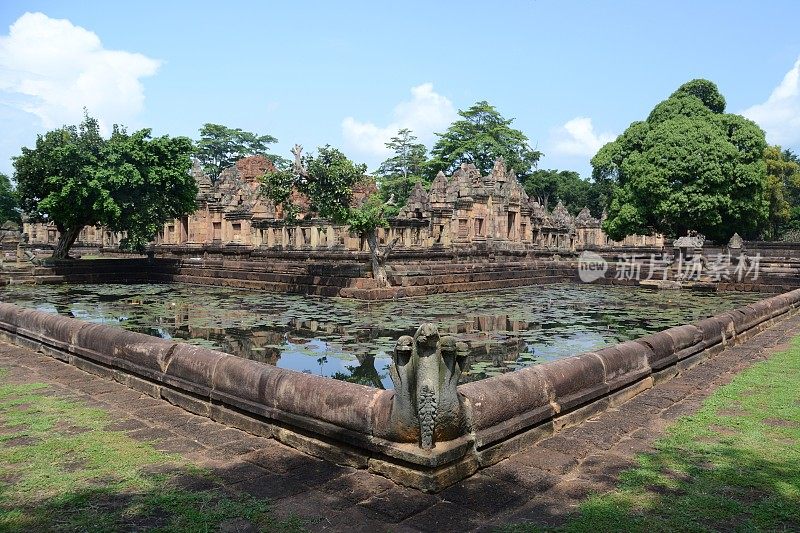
left=389, top=323, right=469, bottom=449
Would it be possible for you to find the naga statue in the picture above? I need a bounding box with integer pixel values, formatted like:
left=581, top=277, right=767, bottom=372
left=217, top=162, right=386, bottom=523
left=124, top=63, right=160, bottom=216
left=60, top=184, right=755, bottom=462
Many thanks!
left=389, top=323, right=469, bottom=449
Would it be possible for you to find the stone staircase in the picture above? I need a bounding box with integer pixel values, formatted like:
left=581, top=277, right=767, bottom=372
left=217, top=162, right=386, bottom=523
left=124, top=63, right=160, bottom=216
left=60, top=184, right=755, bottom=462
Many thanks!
left=0, top=263, right=63, bottom=286
left=0, top=263, right=37, bottom=285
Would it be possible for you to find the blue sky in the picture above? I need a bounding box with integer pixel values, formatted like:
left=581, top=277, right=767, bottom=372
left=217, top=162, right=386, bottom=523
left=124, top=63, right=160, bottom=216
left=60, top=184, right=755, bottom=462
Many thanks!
left=1, top=1, right=799, bottom=180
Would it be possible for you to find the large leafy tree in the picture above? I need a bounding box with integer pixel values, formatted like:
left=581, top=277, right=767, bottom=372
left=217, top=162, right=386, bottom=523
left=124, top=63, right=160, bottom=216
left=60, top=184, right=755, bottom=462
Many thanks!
left=263, top=145, right=398, bottom=286
left=592, top=79, right=768, bottom=242
left=763, top=146, right=800, bottom=239
left=14, top=114, right=196, bottom=259
left=375, top=128, right=428, bottom=213
left=101, top=127, right=198, bottom=251
left=0, top=172, right=20, bottom=226
left=194, top=123, right=283, bottom=181
left=427, top=101, right=541, bottom=181
left=523, top=169, right=614, bottom=217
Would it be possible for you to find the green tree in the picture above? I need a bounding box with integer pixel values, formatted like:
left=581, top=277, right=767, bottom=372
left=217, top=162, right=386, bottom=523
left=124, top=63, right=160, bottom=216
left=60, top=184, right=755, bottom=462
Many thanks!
left=14, top=113, right=196, bottom=259
left=763, top=145, right=800, bottom=239
left=0, top=172, right=20, bottom=226
left=427, top=101, right=541, bottom=181
left=523, top=169, right=613, bottom=216
left=592, top=79, right=768, bottom=242
left=375, top=128, right=428, bottom=213
left=102, top=127, right=198, bottom=251
left=194, top=123, right=282, bottom=181
left=262, top=145, right=397, bottom=286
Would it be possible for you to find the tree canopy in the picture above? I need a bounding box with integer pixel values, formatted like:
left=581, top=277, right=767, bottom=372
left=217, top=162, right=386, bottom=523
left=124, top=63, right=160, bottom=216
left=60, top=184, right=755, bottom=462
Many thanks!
left=0, top=172, right=20, bottom=226
left=263, top=145, right=397, bottom=285
left=375, top=128, right=427, bottom=214
left=194, top=123, right=282, bottom=180
left=427, top=101, right=541, bottom=181
left=592, top=79, right=768, bottom=242
left=14, top=113, right=196, bottom=258
left=523, top=169, right=613, bottom=216
left=762, top=146, right=800, bottom=239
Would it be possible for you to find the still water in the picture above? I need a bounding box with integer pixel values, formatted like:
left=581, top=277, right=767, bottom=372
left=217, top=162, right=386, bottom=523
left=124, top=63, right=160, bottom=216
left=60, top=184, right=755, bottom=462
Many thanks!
left=1, top=283, right=762, bottom=389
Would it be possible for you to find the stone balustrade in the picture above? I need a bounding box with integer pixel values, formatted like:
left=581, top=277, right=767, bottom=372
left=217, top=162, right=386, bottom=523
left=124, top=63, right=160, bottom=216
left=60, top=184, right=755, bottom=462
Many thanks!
left=1, top=288, right=799, bottom=491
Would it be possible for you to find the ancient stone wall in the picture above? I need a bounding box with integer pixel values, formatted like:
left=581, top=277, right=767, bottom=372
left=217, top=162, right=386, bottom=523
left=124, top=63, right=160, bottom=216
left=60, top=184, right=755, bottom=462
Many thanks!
left=1, top=288, right=798, bottom=491
left=22, top=220, right=124, bottom=249
left=16, top=253, right=800, bottom=298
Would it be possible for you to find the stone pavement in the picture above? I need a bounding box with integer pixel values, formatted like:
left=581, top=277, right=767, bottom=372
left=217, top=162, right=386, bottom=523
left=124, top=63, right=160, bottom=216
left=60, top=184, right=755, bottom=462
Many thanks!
left=1, top=313, right=799, bottom=532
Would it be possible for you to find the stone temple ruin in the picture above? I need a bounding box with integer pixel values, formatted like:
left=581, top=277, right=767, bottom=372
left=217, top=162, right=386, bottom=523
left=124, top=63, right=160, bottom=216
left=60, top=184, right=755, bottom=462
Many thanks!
left=23, top=156, right=662, bottom=253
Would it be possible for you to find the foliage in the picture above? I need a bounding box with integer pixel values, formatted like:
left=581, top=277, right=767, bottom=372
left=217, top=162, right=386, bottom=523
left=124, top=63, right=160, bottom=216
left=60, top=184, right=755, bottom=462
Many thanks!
left=523, top=169, right=613, bottom=216
left=262, top=145, right=373, bottom=228
left=15, top=114, right=105, bottom=238
left=13, top=113, right=196, bottom=257
left=262, top=145, right=396, bottom=284
left=375, top=128, right=428, bottom=214
left=427, top=100, right=541, bottom=181
left=592, top=79, right=768, bottom=242
left=760, top=146, right=800, bottom=240
left=0, top=172, right=20, bottom=226
left=762, top=145, right=797, bottom=239
left=102, top=127, right=198, bottom=252
left=194, top=123, right=282, bottom=180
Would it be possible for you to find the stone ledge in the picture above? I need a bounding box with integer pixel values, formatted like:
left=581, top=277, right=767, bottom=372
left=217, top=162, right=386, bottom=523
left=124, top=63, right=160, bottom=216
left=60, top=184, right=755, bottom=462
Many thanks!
left=0, top=287, right=798, bottom=491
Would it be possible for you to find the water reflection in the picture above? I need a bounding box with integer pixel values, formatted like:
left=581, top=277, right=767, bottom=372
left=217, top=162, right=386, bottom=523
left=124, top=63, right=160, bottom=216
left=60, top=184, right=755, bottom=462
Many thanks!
left=0, top=282, right=763, bottom=388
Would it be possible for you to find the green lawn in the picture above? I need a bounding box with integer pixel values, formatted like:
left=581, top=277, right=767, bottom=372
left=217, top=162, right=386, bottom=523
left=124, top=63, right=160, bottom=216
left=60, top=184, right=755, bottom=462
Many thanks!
left=0, top=369, right=306, bottom=532
left=504, top=337, right=800, bottom=533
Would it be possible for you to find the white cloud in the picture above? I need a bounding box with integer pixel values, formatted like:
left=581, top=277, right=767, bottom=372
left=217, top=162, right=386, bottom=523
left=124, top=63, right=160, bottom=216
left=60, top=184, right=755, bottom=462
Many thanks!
left=0, top=12, right=160, bottom=131
left=341, top=83, right=457, bottom=158
left=742, top=56, right=800, bottom=146
left=550, top=117, right=616, bottom=158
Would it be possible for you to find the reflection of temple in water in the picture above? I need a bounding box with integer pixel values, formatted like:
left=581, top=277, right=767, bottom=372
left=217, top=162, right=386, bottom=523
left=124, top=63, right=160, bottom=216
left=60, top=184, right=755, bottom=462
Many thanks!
left=152, top=303, right=537, bottom=386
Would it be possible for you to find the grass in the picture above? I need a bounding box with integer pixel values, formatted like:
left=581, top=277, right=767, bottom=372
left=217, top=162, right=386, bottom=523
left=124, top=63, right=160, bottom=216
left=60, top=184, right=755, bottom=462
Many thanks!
left=503, top=336, right=800, bottom=533
left=0, top=368, right=307, bottom=532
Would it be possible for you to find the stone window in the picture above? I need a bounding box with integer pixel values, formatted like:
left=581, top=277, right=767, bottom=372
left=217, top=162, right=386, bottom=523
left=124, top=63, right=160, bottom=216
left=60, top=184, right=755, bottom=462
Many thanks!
left=212, top=222, right=221, bottom=241
left=458, top=219, right=468, bottom=240
left=507, top=212, right=516, bottom=239
left=520, top=223, right=526, bottom=241
left=317, top=227, right=326, bottom=247
left=301, top=228, right=311, bottom=245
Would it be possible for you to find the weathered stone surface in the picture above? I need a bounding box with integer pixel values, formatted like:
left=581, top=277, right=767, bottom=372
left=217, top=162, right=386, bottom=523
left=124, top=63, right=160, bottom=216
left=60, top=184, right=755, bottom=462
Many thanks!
left=383, top=324, right=470, bottom=449
left=74, top=322, right=175, bottom=380
left=593, top=341, right=651, bottom=390
left=163, top=344, right=225, bottom=396
left=460, top=365, right=551, bottom=431
left=540, top=352, right=607, bottom=411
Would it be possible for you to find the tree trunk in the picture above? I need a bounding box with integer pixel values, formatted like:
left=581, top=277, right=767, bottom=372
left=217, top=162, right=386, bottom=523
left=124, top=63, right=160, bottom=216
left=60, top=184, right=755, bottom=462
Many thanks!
left=365, top=230, right=389, bottom=287
left=52, top=226, right=82, bottom=259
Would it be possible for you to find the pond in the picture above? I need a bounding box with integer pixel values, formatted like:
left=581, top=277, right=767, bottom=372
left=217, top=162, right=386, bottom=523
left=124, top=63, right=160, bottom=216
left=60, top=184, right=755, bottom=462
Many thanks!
left=1, top=282, right=763, bottom=389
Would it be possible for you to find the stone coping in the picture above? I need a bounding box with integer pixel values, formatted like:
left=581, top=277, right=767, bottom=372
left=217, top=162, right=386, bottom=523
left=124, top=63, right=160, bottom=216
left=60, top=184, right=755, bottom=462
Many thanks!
left=0, top=288, right=798, bottom=491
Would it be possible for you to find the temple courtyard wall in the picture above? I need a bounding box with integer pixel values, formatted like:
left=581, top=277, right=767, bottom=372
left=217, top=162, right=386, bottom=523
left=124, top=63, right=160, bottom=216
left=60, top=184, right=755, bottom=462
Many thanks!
left=1, top=282, right=798, bottom=491
left=9, top=235, right=800, bottom=296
